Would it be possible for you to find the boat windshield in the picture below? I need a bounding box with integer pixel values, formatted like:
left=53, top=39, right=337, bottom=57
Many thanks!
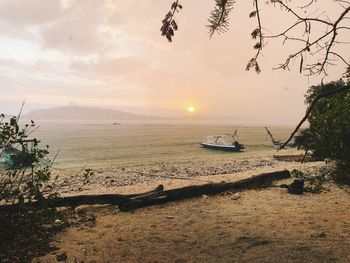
left=204, top=134, right=237, bottom=146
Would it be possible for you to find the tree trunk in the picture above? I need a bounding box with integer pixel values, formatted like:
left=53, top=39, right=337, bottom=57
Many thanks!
left=0, top=170, right=290, bottom=212
left=48, top=184, right=165, bottom=207
left=119, top=170, right=290, bottom=211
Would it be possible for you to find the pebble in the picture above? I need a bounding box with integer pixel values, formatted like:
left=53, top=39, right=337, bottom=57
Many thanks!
left=231, top=193, right=241, bottom=200
left=53, top=219, right=64, bottom=227
left=51, top=158, right=303, bottom=195
left=56, top=252, right=67, bottom=261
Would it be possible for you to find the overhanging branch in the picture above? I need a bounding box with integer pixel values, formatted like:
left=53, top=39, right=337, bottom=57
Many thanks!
left=279, top=85, right=350, bottom=149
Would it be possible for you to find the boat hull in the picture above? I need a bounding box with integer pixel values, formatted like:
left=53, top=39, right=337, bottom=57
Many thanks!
left=200, top=143, right=243, bottom=152
left=1, top=152, right=16, bottom=166
left=0, top=147, right=35, bottom=167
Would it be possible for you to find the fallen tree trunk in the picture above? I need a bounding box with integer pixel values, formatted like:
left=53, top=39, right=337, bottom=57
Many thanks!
left=49, top=184, right=164, bottom=207
left=0, top=185, right=164, bottom=211
left=273, top=154, right=320, bottom=162
left=119, top=170, right=291, bottom=212
left=0, top=170, right=290, bottom=212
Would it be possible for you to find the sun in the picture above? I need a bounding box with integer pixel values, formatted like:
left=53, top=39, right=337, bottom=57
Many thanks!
left=187, top=106, right=195, bottom=113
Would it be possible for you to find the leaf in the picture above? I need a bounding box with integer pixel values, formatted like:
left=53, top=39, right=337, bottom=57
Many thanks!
left=249, top=11, right=257, bottom=18
left=254, top=42, right=261, bottom=49
left=207, top=0, right=235, bottom=38
left=10, top=117, right=17, bottom=126
left=166, top=32, right=172, bottom=42
left=251, top=28, right=260, bottom=39
left=255, top=61, right=261, bottom=74
left=171, top=20, right=178, bottom=30
left=246, top=58, right=255, bottom=71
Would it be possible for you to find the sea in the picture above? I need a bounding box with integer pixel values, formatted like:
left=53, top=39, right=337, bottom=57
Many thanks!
left=2, top=122, right=294, bottom=169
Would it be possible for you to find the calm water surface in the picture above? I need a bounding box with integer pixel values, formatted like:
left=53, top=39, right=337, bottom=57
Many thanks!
left=16, top=122, right=294, bottom=168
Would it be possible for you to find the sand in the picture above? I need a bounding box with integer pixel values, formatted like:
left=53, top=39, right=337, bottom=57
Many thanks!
left=32, top=157, right=350, bottom=263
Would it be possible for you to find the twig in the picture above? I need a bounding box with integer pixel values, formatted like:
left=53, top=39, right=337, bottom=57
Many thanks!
left=16, top=101, right=26, bottom=122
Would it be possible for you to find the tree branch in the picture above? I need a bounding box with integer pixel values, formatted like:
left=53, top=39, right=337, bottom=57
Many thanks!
left=279, top=85, right=350, bottom=149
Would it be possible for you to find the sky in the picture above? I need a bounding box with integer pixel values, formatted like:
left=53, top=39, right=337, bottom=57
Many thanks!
left=0, top=0, right=348, bottom=125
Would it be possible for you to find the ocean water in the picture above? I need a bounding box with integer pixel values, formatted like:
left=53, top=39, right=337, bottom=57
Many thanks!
left=19, top=122, right=294, bottom=168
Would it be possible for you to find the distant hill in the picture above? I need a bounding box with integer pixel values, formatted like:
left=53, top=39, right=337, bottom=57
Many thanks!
left=24, top=106, right=163, bottom=121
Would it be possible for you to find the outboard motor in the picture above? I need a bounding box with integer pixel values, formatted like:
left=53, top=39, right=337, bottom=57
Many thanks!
left=233, top=141, right=244, bottom=149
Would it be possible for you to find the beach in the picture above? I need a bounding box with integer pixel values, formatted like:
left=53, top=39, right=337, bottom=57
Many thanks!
left=2, top=123, right=350, bottom=262
left=37, top=158, right=350, bottom=263
left=53, top=154, right=317, bottom=196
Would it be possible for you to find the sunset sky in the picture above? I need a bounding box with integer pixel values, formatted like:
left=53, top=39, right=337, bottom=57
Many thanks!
left=0, top=0, right=348, bottom=125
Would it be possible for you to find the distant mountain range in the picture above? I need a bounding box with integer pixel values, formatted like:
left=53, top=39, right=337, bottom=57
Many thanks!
left=22, top=106, right=254, bottom=125
left=24, top=106, right=163, bottom=121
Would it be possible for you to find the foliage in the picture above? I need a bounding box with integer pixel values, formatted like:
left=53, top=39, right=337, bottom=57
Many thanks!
left=294, top=79, right=350, bottom=167
left=0, top=114, right=59, bottom=205
left=0, top=113, right=61, bottom=244
left=83, top=168, right=95, bottom=184
left=207, top=0, right=235, bottom=38
left=291, top=169, right=325, bottom=193
left=290, top=169, right=304, bottom=179
left=160, top=1, right=182, bottom=42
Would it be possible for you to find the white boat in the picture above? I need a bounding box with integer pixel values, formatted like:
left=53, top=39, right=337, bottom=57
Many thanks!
left=200, top=130, right=244, bottom=152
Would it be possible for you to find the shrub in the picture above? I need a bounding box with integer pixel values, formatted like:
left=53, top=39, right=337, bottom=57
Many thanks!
left=0, top=113, right=61, bottom=242
left=294, top=79, right=350, bottom=168
left=0, top=114, right=59, bottom=204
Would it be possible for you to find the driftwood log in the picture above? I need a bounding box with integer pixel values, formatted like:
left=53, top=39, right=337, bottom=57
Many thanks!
left=0, top=185, right=164, bottom=211
left=49, top=184, right=165, bottom=207
left=273, top=154, right=321, bottom=162
left=119, top=170, right=291, bottom=211
left=0, top=170, right=290, bottom=212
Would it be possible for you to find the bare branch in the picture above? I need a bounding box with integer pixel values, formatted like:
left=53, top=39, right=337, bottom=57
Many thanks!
left=16, top=101, right=26, bottom=122
left=162, top=0, right=350, bottom=76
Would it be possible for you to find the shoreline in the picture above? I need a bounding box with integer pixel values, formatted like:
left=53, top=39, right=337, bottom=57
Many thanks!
left=53, top=155, right=325, bottom=196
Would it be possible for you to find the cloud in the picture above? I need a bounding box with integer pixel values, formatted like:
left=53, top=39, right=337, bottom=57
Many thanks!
left=71, top=56, right=149, bottom=78
left=0, top=0, right=62, bottom=25
left=0, top=0, right=347, bottom=123
left=0, top=0, right=122, bottom=55
left=40, top=0, right=112, bottom=54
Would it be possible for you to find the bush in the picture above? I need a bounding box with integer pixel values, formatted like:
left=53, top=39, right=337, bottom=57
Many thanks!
left=0, top=113, right=61, bottom=243
left=0, top=114, right=59, bottom=204
left=294, top=79, right=350, bottom=167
